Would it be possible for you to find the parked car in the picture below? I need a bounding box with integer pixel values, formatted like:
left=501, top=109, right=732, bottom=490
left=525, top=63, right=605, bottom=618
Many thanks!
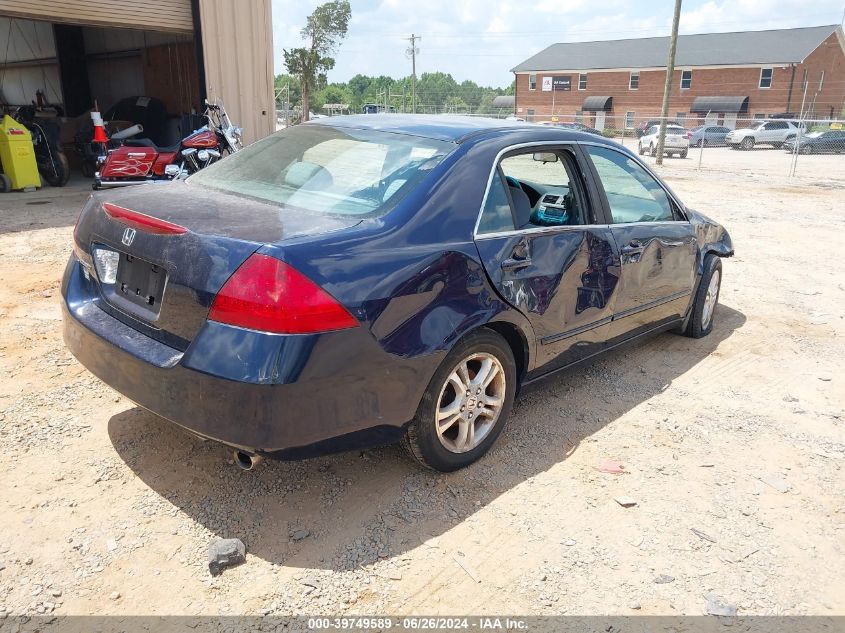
left=725, top=120, right=802, bottom=150
left=539, top=121, right=602, bottom=136
left=635, top=119, right=681, bottom=138
left=782, top=129, right=845, bottom=154
left=63, top=115, right=732, bottom=472
left=689, top=125, right=731, bottom=147
left=638, top=124, right=690, bottom=157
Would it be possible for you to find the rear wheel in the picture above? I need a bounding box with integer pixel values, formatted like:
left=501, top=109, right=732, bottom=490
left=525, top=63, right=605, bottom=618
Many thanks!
left=682, top=254, right=722, bottom=339
left=680, top=149, right=688, bottom=158
left=402, top=330, right=516, bottom=471
left=43, top=151, right=70, bottom=187
left=741, top=137, right=754, bottom=150
left=638, top=143, right=644, bottom=155
left=650, top=144, right=656, bottom=157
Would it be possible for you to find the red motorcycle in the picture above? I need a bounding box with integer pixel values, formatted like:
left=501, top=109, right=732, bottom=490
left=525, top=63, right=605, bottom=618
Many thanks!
left=94, top=101, right=242, bottom=189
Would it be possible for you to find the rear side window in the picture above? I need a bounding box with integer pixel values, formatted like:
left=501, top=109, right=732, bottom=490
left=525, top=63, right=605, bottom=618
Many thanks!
left=188, top=125, right=453, bottom=217
left=585, top=146, right=675, bottom=223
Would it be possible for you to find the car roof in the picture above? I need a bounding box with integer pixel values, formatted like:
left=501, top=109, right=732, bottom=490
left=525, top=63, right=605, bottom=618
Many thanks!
left=307, top=114, right=544, bottom=143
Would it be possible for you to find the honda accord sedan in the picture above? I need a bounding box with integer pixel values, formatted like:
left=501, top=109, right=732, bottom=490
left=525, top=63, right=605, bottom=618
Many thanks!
left=63, top=115, right=733, bottom=472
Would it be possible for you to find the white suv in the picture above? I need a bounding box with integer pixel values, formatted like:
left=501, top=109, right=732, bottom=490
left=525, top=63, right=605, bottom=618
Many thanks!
left=726, top=120, right=802, bottom=150
left=637, top=125, right=690, bottom=158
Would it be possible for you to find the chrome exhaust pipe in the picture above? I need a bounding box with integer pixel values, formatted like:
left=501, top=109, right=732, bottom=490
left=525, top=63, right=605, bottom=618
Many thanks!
left=233, top=450, right=263, bottom=471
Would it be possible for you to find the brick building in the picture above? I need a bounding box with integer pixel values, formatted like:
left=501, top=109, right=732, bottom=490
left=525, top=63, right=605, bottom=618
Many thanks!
left=511, top=25, right=845, bottom=130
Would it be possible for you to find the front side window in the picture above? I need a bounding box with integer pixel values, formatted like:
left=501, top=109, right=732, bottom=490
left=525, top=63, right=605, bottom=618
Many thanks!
left=478, top=149, right=590, bottom=233
left=578, top=73, right=587, bottom=90
left=529, top=74, right=537, bottom=90
left=585, top=146, right=675, bottom=224
left=680, top=70, right=692, bottom=89
left=759, top=68, right=773, bottom=88
left=189, top=124, right=452, bottom=217
left=629, top=72, right=640, bottom=90
left=477, top=171, right=515, bottom=234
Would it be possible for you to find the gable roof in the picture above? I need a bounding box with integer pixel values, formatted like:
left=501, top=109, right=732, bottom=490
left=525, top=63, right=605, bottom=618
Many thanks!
left=511, top=25, right=841, bottom=72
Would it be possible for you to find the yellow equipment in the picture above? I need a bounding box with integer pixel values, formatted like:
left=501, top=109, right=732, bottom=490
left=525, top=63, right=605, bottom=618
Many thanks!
left=0, top=115, right=41, bottom=191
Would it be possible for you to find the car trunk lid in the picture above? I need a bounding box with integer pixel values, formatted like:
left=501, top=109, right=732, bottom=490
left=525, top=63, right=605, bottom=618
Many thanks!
left=74, top=181, right=361, bottom=345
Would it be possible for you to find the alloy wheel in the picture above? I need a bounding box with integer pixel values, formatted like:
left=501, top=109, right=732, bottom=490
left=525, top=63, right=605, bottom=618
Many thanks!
left=435, top=352, right=506, bottom=454
left=701, top=270, right=721, bottom=330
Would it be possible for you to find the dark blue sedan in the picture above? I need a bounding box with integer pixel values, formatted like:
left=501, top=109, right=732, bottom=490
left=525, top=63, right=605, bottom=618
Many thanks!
left=62, top=115, right=733, bottom=472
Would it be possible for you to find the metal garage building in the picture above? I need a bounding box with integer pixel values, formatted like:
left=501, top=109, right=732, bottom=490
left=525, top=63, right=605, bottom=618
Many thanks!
left=0, top=0, right=274, bottom=146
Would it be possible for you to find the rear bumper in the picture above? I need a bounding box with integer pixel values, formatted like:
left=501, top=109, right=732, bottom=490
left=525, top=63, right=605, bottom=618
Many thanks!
left=62, top=256, right=440, bottom=457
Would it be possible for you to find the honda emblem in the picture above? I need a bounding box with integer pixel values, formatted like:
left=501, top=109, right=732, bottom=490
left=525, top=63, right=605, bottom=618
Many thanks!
left=121, top=227, right=136, bottom=246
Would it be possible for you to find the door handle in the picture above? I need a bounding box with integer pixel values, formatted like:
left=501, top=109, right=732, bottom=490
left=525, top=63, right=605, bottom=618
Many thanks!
left=501, top=257, right=531, bottom=272
left=620, top=240, right=644, bottom=255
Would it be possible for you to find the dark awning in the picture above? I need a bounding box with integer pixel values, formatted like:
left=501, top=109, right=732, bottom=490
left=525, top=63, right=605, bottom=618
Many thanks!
left=491, top=96, right=515, bottom=109
left=582, top=96, right=612, bottom=111
left=690, top=96, right=749, bottom=114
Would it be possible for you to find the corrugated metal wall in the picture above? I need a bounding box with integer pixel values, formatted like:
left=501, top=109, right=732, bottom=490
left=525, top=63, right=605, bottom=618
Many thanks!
left=198, top=0, right=275, bottom=144
left=0, top=0, right=193, bottom=32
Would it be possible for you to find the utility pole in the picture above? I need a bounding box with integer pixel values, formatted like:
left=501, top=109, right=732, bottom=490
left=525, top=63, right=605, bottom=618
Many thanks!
left=655, top=0, right=682, bottom=166
left=407, top=34, right=420, bottom=113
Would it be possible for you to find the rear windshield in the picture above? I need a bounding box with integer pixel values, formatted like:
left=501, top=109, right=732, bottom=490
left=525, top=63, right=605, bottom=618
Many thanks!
left=188, top=124, right=454, bottom=217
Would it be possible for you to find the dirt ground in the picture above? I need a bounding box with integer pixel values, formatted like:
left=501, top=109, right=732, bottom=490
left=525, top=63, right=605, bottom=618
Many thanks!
left=0, top=148, right=843, bottom=620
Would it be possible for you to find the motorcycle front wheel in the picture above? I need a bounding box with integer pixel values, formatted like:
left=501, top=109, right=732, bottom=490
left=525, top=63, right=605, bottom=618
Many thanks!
left=42, top=151, right=70, bottom=187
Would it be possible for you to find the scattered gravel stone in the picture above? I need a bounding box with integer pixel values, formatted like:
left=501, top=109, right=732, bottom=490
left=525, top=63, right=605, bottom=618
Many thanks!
left=654, top=574, right=675, bottom=584
left=109, top=591, right=121, bottom=601
left=207, top=538, right=246, bottom=576
left=706, top=595, right=737, bottom=616
left=614, top=496, right=637, bottom=508
left=759, top=473, right=791, bottom=493
left=629, top=602, right=642, bottom=610
left=291, top=529, right=310, bottom=541
left=50, top=589, right=62, bottom=598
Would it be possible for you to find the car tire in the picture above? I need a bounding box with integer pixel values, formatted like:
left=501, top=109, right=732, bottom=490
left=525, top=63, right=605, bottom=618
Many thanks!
left=638, top=143, right=644, bottom=155
left=740, top=137, right=754, bottom=150
left=0, top=173, right=10, bottom=193
left=682, top=254, right=722, bottom=339
left=803, top=144, right=813, bottom=155
left=649, top=144, right=656, bottom=157
left=772, top=142, right=783, bottom=149
left=680, top=149, right=688, bottom=158
left=402, top=329, right=517, bottom=472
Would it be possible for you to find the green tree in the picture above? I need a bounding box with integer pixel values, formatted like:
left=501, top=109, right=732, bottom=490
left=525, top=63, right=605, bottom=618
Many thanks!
left=283, top=0, right=351, bottom=122
left=314, top=83, right=353, bottom=113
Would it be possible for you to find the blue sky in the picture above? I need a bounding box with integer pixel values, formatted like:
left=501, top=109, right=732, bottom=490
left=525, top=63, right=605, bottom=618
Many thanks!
left=271, top=0, right=844, bottom=87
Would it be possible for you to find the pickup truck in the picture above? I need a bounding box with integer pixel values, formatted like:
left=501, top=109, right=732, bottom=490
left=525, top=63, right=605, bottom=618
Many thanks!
left=725, top=120, right=803, bottom=150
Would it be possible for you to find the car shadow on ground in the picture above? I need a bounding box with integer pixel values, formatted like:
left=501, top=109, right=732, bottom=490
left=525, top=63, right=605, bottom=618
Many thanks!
left=108, top=304, right=746, bottom=571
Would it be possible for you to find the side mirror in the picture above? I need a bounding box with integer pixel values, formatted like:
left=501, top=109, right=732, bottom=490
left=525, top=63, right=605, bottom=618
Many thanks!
left=533, top=152, right=558, bottom=163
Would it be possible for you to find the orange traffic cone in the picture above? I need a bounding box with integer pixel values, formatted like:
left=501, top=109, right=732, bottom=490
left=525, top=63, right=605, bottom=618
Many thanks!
left=91, top=110, right=108, bottom=143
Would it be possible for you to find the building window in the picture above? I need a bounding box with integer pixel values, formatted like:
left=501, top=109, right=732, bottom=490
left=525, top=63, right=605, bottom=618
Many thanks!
left=676, top=112, right=686, bottom=122
left=819, top=70, right=825, bottom=91
left=529, top=74, right=537, bottom=91
left=759, top=68, right=773, bottom=89
left=754, top=113, right=766, bottom=119
left=527, top=108, right=535, bottom=121
left=625, top=111, right=635, bottom=129
left=575, top=110, right=583, bottom=123
left=680, top=70, right=692, bottom=89
left=578, top=73, right=587, bottom=90
left=629, top=72, right=639, bottom=90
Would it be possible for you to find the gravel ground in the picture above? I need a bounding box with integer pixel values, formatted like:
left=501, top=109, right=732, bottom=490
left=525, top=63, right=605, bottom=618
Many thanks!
left=0, top=155, right=843, bottom=619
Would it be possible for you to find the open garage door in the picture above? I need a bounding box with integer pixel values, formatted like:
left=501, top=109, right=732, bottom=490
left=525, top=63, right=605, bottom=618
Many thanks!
left=0, top=0, right=193, bottom=33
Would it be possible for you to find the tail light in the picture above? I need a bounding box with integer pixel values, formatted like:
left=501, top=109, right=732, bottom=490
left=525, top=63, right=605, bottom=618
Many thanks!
left=208, top=254, right=357, bottom=334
